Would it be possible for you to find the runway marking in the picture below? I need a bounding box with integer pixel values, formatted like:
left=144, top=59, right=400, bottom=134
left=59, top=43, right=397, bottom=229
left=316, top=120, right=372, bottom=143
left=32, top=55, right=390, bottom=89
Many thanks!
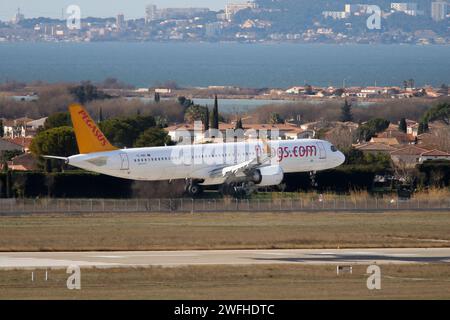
left=257, top=252, right=290, bottom=256
left=92, top=254, right=199, bottom=258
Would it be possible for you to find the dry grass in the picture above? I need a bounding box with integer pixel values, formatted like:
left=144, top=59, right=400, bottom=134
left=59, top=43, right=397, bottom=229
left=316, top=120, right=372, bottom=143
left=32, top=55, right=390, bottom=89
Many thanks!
left=0, top=264, right=449, bottom=299
left=412, top=188, right=450, bottom=201
left=0, top=211, right=449, bottom=251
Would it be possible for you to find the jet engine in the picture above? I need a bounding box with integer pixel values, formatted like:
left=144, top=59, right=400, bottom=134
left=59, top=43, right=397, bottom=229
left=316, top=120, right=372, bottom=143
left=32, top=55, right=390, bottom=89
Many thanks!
left=250, top=165, right=284, bottom=187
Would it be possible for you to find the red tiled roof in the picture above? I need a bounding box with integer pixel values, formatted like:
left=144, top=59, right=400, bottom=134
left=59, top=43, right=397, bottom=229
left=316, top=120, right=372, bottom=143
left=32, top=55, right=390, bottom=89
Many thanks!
left=355, top=143, right=398, bottom=152
left=4, top=137, right=33, bottom=149
left=390, top=145, right=430, bottom=156
left=421, top=149, right=450, bottom=157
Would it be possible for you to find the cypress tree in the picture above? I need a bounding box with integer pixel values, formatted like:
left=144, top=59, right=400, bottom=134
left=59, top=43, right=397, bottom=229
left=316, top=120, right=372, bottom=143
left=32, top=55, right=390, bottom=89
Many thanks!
left=98, top=107, right=104, bottom=123
left=204, top=107, right=210, bottom=131
left=235, top=118, right=243, bottom=130
left=418, top=121, right=429, bottom=135
left=212, top=95, right=219, bottom=129
left=340, top=99, right=353, bottom=122
left=398, top=118, right=407, bottom=133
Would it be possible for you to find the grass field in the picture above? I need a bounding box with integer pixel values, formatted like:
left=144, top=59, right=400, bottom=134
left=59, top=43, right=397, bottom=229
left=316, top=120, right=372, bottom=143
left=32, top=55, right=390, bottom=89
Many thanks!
left=1, top=264, right=449, bottom=299
left=0, top=211, right=449, bottom=251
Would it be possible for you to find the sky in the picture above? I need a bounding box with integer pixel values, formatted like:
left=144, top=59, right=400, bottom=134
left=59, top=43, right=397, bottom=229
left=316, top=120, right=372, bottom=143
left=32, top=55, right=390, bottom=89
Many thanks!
left=0, top=0, right=228, bottom=20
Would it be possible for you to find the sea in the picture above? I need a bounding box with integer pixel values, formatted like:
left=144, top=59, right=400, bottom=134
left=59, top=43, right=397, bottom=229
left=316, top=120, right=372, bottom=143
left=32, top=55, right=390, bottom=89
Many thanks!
left=0, top=42, right=449, bottom=89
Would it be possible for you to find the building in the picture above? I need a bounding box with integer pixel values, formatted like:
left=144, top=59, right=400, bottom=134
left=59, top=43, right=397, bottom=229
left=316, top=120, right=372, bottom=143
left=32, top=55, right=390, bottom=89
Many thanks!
left=4, top=137, right=33, bottom=152
left=205, top=22, right=222, bottom=38
left=355, top=142, right=399, bottom=155
left=2, top=117, right=46, bottom=138
left=391, top=3, right=418, bottom=11
left=7, top=153, right=38, bottom=171
left=146, top=5, right=209, bottom=21
left=0, top=139, right=24, bottom=153
left=159, top=7, right=209, bottom=19
left=431, top=1, right=448, bottom=21
left=390, top=145, right=431, bottom=167
left=225, top=2, right=257, bottom=20
left=322, top=11, right=350, bottom=19
left=344, top=4, right=371, bottom=15
left=2, top=118, right=34, bottom=138
left=391, top=2, right=423, bottom=16
left=419, top=149, right=450, bottom=162
left=145, top=4, right=159, bottom=23
left=12, top=8, right=25, bottom=24
left=116, top=13, right=125, bottom=29
left=165, top=122, right=308, bottom=144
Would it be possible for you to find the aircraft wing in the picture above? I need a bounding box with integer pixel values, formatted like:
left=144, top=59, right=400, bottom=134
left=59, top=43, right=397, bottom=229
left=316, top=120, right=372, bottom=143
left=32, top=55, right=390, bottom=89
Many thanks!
left=209, top=157, right=270, bottom=179
left=209, top=139, right=273, bottom=179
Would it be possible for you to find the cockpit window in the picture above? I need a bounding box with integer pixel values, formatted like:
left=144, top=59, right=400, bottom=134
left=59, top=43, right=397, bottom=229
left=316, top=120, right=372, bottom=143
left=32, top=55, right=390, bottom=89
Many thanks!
left=331, top=145, right=338, bottom=152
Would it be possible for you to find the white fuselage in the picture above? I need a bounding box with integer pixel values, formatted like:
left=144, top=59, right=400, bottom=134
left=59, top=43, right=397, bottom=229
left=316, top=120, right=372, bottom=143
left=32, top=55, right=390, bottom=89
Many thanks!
left=67, top=139, right=345, bottom=185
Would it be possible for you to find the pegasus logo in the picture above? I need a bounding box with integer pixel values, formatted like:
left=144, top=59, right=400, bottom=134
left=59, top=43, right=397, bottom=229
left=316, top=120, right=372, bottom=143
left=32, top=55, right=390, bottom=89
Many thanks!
left=78, top=110, right=108, bottom=146
left=255, top=144, right=317, bottom=162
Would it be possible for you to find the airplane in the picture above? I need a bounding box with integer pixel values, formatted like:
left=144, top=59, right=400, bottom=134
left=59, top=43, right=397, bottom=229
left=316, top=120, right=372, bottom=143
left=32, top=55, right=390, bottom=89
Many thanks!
left=45, top=104, right=346, bottom=197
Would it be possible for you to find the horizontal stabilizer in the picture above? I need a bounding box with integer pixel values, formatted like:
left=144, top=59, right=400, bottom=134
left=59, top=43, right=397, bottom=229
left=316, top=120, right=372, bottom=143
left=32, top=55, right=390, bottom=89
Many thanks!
left=42, top=155, right=69, bottom=163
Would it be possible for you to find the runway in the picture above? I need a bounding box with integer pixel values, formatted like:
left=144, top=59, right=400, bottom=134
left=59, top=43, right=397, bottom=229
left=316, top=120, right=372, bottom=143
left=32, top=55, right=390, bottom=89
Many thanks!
left=1, top=248, right=450, bottom=269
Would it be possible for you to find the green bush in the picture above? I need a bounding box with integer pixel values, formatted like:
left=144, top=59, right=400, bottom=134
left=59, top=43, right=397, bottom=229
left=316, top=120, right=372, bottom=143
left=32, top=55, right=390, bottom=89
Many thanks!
left=417, top=160, right=450, bottom=188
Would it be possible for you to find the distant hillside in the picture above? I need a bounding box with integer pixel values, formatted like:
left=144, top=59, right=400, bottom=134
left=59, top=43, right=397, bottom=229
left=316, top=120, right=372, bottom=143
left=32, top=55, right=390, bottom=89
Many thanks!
left=233, top=0, right=445, bottom=34
left=255, top=0, right=433, bottom=12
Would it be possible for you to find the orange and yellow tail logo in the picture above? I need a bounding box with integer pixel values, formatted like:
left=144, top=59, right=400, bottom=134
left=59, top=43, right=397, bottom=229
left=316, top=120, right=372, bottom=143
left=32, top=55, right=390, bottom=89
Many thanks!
left=69, top=104, right=118, bottom=154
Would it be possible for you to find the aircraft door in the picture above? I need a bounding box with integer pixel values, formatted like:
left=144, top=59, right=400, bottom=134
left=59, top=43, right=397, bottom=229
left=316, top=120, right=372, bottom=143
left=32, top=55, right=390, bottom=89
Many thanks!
left=120, top=153, right=129, bottom=170
left=317, top=142, right=327, bottom=160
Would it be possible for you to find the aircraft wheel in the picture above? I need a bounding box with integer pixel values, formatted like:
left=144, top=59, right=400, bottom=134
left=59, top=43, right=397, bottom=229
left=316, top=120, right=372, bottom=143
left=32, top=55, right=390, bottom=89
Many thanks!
left=188, top=183, right=203, bottom=197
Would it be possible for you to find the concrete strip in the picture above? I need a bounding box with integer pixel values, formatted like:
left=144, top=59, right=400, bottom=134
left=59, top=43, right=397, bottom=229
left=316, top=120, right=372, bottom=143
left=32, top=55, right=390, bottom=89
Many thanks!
left=0, top=248, right=449, bottom=270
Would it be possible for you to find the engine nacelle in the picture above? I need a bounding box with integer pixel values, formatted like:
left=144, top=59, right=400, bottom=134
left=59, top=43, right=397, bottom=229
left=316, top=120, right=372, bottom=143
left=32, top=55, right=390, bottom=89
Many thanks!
left=252, top=165, right=284, bottom=187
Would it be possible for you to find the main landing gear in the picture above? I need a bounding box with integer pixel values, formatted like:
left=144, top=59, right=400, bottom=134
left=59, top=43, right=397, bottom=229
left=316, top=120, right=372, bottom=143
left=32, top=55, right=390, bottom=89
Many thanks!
left=220, top=181, right=256, bottom=198
left=185, top=179, right=203, bottom=197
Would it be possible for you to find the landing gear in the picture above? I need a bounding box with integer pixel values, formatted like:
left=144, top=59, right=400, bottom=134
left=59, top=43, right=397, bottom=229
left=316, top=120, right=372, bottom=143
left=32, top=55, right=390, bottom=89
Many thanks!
left=220, top=181, right=256, bottom=198
left=310, top=171, right=318, bottom=188
left=185, top=179, right=203, bottom=197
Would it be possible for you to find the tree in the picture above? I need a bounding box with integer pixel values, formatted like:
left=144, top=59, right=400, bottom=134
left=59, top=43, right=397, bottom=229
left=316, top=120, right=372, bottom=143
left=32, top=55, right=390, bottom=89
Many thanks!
left=44, top=112, right=72, bottom=130
left=98, top=107, right=104, bottom=123
left=99, top=115, right=156, bottom=148
left=204, top=107, right=210, bottom=131
left=30, top=126, right=78, bottom=171
left=0, top=150, right=23, bottom=162
left=340, top=99, right=353, bottom=122
left=327, top=126, right=356, bottom=149
left=418, top=121, right=429, bottom=135
left=211, top=95, right=219, bottom=129
left=357, top=118, right=390, bottom=142
left=269, top=112, right=284, bottom=124
left=235, top=118, right=244, bottom=130
left=304, top=84, right=313, bottom=95
left=398, top=118, right=407, bottom=133
left=134, top=127, right=173, bottom=148
left=422, top=102, right=450, bottom=125
left=69, top=82, right=111, bottom=104
left=178, top=96, right=193, bottom=109
left=184, top=105, right=208, bottom=123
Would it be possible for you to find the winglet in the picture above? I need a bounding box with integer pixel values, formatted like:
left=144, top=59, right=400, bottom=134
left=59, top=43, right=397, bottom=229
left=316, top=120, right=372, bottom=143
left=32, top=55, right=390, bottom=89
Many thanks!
left=69, top=104, right=118, bottom=154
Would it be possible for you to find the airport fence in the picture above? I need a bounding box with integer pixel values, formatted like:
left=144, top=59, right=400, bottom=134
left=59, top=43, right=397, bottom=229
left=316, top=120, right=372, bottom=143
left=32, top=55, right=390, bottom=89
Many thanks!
left=0, top=197, right=450, bottom=214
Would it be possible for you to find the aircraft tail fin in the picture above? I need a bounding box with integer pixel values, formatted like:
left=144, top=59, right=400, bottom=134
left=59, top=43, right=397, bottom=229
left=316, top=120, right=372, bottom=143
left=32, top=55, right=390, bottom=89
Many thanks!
left=69, top=104, right=118, bottom=154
